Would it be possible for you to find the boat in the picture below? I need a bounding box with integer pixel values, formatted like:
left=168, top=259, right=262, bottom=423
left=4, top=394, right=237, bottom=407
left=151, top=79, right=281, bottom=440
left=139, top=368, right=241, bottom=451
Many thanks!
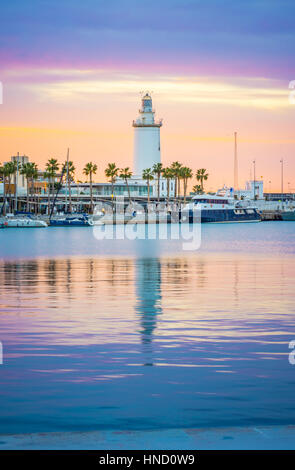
left=181, top=192, right=261, bottom=223
left=281, top=209, right=295, bottom=221
left=49, top=214, right=91, bottom=226
left=3, top=216, right=47, bottom=228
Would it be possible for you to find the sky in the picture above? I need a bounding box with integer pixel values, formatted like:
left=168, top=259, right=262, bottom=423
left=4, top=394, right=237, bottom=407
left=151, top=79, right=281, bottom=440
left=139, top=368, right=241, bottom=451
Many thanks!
left=0, top=0, right=294, bottom=191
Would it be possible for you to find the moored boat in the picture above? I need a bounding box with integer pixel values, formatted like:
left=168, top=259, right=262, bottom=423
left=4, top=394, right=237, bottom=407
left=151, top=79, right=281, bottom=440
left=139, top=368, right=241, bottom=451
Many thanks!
left=181, top=193, right=261, bottom=223
left=3, top=217, right=47, bottom=228
left=49, top=215, right=91, bottom=226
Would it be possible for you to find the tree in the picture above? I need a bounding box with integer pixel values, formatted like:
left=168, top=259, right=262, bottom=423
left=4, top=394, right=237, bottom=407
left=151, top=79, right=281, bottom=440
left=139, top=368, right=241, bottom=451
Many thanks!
left=161, top=167, right=173, bottom=203
left=180, top=166, right=193, bottom=203
left=105, top=163, right=119, bottom=202
left=170, top=161, right=183, bottom=201
left=192, top=184, right=204, bottom=195
left=119, top=167, right=133, bottom=203
left=0, top=164, right=9, bottom=215
left=62, top=158, right=75, bottom=213
left=44, top=158, right=59, bottom=215
left=196, top=168, right=209, bottom=191
left=4, top=162, right=17, bottom=212
left=83, top=162, right=97, bottom=213
left=152, top=163, right=163, bottom=202
left=20, top=162, right=38, bottom=212
left=142, top=168, right=154, bottom=204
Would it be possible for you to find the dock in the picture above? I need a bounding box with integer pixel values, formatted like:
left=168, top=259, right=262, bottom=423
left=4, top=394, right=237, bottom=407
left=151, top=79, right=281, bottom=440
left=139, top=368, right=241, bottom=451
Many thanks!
left=260, top=211, right=283, bottom=221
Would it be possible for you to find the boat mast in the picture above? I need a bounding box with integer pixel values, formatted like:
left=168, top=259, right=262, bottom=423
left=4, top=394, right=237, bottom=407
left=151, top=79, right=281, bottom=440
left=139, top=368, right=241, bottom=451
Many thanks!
left=234, top=131, right=238, bottom=193
left=280, top=158, right=284, bottom=194
left=14, top=152, right=19, bottom=212
left=253, top=160, right=256, bottom=200
left=65, top=148, right=69, bottom=213
left=50, top=165, right=67, bottom=220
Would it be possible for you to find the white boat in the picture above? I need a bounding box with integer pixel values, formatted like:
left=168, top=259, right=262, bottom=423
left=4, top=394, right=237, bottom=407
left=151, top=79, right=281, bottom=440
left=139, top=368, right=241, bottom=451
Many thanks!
left=4, top=216, right=47, bottom=228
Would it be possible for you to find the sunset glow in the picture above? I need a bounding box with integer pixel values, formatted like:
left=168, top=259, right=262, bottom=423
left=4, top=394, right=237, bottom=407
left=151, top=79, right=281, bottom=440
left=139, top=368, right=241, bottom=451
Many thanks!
left=0, top=1, right=294, bottom=191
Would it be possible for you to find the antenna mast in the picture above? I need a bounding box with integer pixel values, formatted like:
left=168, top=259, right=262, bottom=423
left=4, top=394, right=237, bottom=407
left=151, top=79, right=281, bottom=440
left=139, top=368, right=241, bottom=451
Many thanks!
left=234, top=131, right=238, bottom=192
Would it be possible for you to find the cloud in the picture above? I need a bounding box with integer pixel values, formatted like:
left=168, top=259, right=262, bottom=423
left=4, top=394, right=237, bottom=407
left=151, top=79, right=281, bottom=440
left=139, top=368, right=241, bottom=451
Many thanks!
left=0, top=1, right=294, bottom=79
left=4, top=68, right=288, bottom=110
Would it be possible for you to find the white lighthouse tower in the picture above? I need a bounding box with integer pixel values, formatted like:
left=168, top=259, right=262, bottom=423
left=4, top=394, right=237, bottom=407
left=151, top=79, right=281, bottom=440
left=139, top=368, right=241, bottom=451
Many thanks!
left=133, top=93, right=162, bottom=176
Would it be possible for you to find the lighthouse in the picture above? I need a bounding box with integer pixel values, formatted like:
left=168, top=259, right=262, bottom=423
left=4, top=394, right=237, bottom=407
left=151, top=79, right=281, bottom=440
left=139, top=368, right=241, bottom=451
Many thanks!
left=132, top=93, right=162, bottom=177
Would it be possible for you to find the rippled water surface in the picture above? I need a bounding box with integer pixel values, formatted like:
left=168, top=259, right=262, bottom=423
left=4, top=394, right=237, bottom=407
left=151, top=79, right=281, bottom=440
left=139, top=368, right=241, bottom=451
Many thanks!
left=0, top=222, right=295, bottom=433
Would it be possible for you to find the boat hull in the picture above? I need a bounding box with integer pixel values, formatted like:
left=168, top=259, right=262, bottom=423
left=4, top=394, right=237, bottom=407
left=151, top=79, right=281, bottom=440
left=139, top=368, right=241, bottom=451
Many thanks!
left=49, top=218, right=90, bottom=226
left=281, top=210, right=295, bottom=221
left=4, top=219, right=47, bottom=228
left=182, top=208, right=261, bottom=224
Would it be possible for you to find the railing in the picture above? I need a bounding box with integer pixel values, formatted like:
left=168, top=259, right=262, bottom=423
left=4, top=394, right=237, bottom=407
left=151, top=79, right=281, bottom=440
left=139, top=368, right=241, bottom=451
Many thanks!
left=132, top=119, right=162, bottom=127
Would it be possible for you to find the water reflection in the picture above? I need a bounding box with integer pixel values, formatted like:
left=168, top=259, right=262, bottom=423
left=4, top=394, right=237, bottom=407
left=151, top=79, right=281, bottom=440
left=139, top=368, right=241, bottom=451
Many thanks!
left=0, top=250, right=295, bottom=433
left=134, top=259, right=162, bottom=366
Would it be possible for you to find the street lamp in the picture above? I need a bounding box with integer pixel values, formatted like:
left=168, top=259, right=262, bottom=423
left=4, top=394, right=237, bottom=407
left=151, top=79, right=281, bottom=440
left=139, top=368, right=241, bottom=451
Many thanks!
left=280, top=159, right=284, bottom=194
left=253, top=160, right=256, bottom=200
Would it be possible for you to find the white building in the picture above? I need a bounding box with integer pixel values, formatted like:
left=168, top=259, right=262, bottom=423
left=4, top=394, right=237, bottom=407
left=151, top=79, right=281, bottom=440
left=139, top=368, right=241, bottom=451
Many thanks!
left=235, top=180, right=264, bottom=200
left=133, top=93, right=162, bottom=176
left=0, top=154, right=28, bottom=196
left=11, top=154, right=29, bottom=194
left=131, top=93, right=174, bottom=198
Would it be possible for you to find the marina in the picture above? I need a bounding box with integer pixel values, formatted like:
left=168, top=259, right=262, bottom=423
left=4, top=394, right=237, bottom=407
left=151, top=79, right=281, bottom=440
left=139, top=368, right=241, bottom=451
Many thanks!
left=1, top=93, right=293, bottom=232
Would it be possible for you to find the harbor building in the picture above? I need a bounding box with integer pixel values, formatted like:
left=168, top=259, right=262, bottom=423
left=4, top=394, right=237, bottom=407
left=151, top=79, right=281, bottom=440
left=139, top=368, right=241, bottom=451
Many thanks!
left=0, top=155, right=53, bottom=198
left=235, top=180, right=264, bottom=200
left=64, top=181, right=151, bottom=198
left=11, top=154, right=29, bottom=191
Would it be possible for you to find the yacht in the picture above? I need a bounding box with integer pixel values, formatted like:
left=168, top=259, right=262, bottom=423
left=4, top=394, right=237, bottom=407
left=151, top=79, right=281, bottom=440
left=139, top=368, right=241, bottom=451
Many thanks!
left=49, top=214, right=91, bottom=226
left=181, top=192, right=261, bottom=224
left=3, top=216, right=47, bottom=228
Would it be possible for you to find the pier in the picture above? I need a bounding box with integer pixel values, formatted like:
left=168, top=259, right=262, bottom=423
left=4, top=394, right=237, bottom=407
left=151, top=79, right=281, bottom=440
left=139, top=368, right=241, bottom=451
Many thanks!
left=260, top=211, right=283, bottom=221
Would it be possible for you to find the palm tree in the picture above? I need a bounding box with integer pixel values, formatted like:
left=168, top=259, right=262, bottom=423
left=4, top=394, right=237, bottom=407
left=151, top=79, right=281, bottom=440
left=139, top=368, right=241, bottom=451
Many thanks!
left=120, top=167, right=133, bottom=203
left=83, top=162, right=97, bottom=213
left=20, top=162, right=38, bottom=212
left=62, top=158, right=75, bottom=213
left=161, top=167, right=173, bottom=203
left=0, top=165, right=3, bottom=214
left=152, top=163, right=163, bottom=202
left=196, top=168, right=209, bottom=191
left=44, top=158, right=59, bottom=215
left=105, top=163, right=119, bottom=201
left=0, top=163, right=9, bottom=215
left=170, top=161, right=183, bottom=201
left=4, top=162, right=17, bottom=212
left=192, top=184, right=204, bottom=195
left=180, top=166, right=193, bottom=203
left=142, top=168, right=154, bottom=203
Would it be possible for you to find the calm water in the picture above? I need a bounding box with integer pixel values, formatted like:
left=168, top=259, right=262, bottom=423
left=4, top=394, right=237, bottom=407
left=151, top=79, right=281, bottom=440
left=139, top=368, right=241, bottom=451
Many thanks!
left=0, top=222, right=295, bottom=434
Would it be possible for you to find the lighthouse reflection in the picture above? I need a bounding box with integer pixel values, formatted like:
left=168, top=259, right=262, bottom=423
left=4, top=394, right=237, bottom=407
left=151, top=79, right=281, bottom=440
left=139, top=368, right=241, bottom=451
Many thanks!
left=134, top=258, right=162, bottom=365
